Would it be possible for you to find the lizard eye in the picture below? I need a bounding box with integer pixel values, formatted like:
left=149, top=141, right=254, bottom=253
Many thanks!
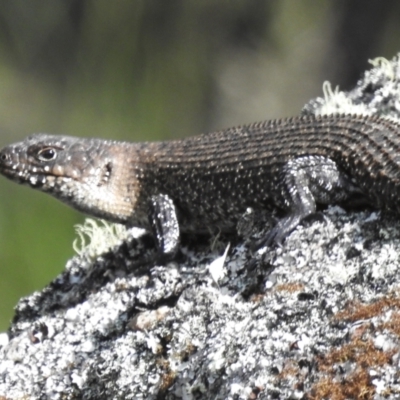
left=37, top=147, right=57, bottom=162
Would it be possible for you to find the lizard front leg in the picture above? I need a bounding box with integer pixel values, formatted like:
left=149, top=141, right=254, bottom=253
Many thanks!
left=148, top=193, right=181, bottom=263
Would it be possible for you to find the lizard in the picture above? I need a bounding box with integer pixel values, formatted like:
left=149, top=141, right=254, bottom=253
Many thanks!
left=0, top=113, right=399, bottom=263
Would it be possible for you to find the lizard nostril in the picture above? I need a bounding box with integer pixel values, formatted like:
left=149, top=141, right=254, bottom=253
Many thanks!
left=0, top=152, right=9, bottom=163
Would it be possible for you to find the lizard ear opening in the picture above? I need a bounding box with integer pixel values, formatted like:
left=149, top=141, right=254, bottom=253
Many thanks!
left=99, top=162, right=113, bottom=186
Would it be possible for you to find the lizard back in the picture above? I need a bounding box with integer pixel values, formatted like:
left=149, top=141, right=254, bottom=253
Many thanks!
left=132, top=114, right=400, bottom=231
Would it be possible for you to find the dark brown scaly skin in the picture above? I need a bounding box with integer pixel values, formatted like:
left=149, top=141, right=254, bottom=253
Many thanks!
left=1, top=113, right=400, bottom=262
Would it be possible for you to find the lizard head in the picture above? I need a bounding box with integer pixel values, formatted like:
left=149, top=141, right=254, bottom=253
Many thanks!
left=0, top=134, right=136, bottom=223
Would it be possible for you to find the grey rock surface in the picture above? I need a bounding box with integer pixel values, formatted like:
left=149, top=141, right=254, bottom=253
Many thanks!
left=2, top=55, right=400, bottom=399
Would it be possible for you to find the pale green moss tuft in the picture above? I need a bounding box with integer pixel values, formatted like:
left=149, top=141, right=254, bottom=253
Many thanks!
left=73, top=218, right=133, bottom=259
left=369, top=57, right=395, bottom=80
left=317, top=81, right=371, bottom=116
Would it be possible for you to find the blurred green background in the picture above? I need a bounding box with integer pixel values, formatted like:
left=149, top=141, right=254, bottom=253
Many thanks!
left=0, top=0, right=399, bottom=330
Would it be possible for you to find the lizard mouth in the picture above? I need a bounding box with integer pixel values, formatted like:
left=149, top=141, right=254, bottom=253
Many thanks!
left=0, top=162, right=55, bottom=188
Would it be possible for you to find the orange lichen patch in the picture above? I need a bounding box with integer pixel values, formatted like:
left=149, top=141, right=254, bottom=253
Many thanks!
left=309, top=368, right=374, bottom=400
left=250, top=293, right=266, bottom=303
left=156, top=358, right=177, bottom=394
left=275, top=362, right=308, bottom=396
left=334, top=295, right=400, bottom=322
left=305, top=294, right=400, bottom=399
left=159, top=370, right=177, bottom=392
left=308, top=336, right=395, bottom=399
left=274, top=282, right=305, bottom=293
left=379, top=311, right=400, bottom=337
left=278, top=360, right=299, bottom=379
left=317, top=339, right=394, bottom=372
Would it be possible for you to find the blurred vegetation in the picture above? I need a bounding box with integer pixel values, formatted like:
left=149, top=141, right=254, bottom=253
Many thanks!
left=0, top=0, right=399, bottom=330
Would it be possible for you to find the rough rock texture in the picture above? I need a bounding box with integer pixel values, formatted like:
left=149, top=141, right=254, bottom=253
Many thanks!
left=2, top=55, right=400, bottom=399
